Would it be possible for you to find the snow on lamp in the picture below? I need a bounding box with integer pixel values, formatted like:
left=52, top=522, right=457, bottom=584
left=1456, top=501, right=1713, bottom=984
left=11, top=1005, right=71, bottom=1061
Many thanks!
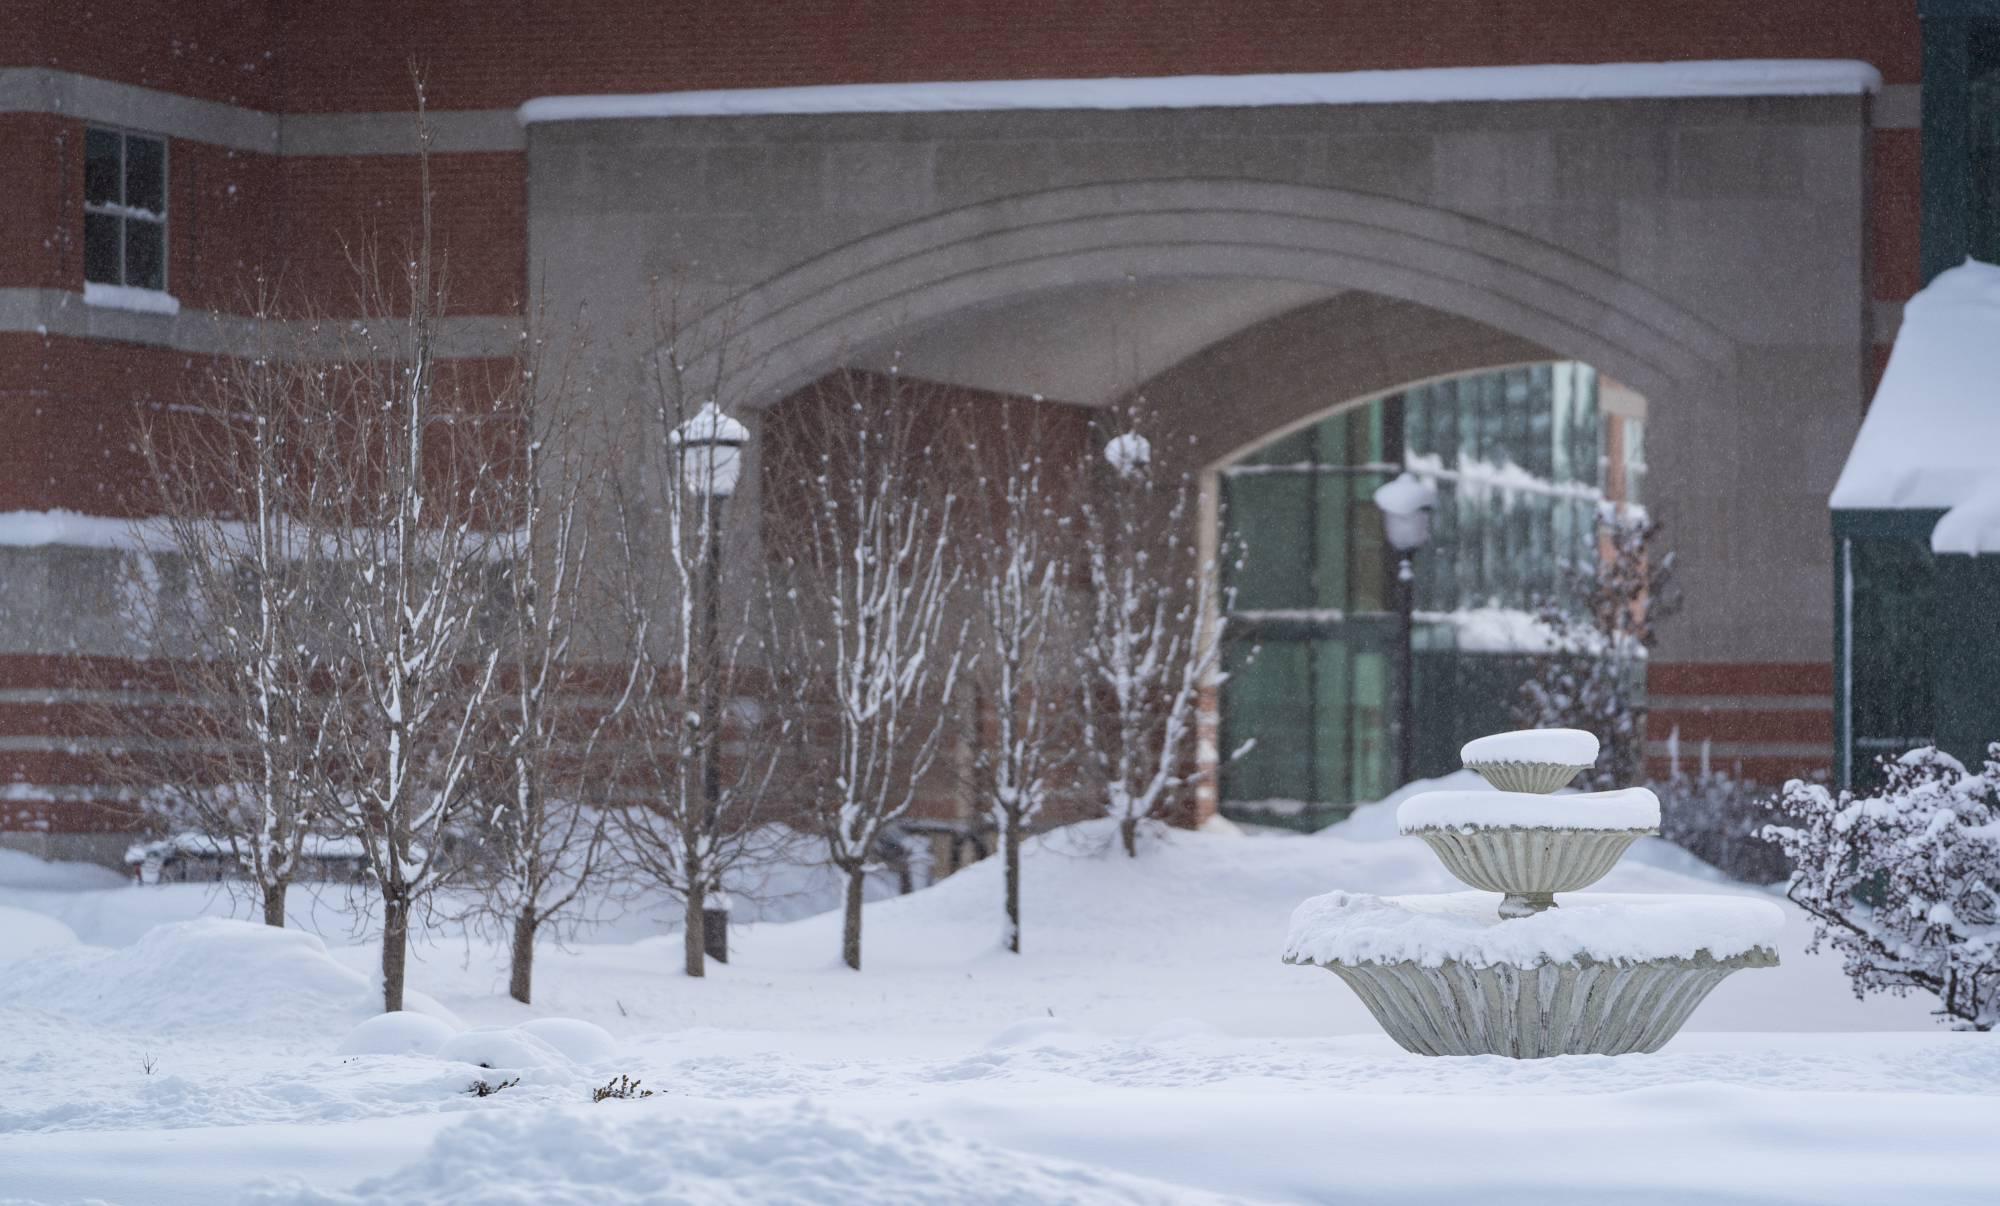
left=1104, top=430, right=1152, bottom=479
left=1372, top=471, right=1437, bottom=553
left=670, top=403, right=750, bottom=498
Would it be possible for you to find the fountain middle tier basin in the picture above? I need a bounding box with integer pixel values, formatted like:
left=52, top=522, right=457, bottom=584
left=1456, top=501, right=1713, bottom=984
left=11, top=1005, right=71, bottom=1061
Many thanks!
left=1396, top=789, right=1663, bottom=917
left=1283, top=890, right=1783, bottom=1057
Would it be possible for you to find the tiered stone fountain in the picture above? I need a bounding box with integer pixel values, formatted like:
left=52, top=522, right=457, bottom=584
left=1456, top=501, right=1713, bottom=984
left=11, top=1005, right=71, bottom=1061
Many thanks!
left=1283, top=728, right=1782, bottom=1058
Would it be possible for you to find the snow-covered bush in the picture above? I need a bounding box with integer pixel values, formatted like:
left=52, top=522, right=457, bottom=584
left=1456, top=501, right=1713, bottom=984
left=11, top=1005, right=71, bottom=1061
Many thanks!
left=1653, top=769, right=1792, bottom=885
left=1517, top=511, right=1678, bottom=789
left=1763, top=746, right=2000, bottom=1029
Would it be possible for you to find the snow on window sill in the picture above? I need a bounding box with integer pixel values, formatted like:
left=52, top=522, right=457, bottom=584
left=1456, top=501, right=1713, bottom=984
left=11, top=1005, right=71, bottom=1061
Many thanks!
left=82, top=282, right=181, bottom=316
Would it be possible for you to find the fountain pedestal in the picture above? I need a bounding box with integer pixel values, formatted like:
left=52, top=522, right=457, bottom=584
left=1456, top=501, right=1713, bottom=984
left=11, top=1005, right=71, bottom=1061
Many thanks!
left=1283, top=729, right=1781, bottom=1058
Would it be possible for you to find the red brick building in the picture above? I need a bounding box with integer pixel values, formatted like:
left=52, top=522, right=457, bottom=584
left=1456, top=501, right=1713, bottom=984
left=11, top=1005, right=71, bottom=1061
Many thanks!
left=0, top=2, right=1941, bottom=857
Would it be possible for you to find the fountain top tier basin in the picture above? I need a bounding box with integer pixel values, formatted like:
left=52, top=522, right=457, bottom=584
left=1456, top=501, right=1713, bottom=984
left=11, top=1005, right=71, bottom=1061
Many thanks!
left=1283, top=889, right=1783, bottom=971
left=1460, top=728, right=1599, bottom=766
left=1397, top=786, right=1661, bottom=835
left=1459, top=728, right=1601, bottom=792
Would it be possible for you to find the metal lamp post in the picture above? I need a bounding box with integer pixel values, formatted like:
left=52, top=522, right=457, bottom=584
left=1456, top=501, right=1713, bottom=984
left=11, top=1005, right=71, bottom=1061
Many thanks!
left=1372, top=472, right=1437, bottom=789
left=669, top=402, right=748, bottom=963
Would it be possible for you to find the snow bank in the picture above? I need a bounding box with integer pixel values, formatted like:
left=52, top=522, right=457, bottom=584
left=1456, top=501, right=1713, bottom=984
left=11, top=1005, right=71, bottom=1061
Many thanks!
left=1285, top=889, right=1785, bottom=968
left=240, top=1101, right=1228, bottom=1206
left=0, top=918, right=458, bottom=1038
left=1833, top=259, right=2000, bottom=512
left=1398, top=787, right=1661, bottom=832
left=336, top=1011, right=459, bottom=1057
left=520, top=60, right=1878, bottom=123
left=437, top=1028, right=570, bottom=1072
left=1332, top=770, right=1494, bottom=841
left=517, top=1017, right=618, bottom=1064
left=0, top=905, right=79, bottom=960
left=0, top=847, right=129, bottom=890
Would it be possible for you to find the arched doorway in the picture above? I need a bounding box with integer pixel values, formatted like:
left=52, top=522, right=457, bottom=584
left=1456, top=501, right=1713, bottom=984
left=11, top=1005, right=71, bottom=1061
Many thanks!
left=1216, top=362, right=1647, bottom=828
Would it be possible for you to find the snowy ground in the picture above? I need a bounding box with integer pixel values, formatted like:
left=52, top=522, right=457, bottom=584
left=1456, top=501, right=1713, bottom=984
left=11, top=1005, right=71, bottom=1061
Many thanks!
left=2, top=777, right=1996, bottom=1204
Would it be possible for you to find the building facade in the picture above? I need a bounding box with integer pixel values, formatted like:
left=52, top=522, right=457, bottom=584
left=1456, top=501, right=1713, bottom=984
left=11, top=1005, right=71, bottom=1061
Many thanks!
left=1, top=2, right=1930, bottom=859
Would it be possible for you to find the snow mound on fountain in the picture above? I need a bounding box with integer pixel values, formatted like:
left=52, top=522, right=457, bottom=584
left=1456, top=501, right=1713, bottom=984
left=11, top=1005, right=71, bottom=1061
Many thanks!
left=1398, top=787, right=1661, bottom=832
left=1284, top=889, right=1784, bottom=969
left=1460, top=727, right=1599, bottom=766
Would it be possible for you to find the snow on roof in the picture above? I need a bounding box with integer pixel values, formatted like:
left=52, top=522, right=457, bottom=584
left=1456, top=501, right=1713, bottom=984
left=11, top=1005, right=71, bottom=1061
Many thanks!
left=1832, top=260, right=2000, bottom=513
left=1932, top=474, right=2000, bottom=555
left=519, top=60, right=1880, bottom=123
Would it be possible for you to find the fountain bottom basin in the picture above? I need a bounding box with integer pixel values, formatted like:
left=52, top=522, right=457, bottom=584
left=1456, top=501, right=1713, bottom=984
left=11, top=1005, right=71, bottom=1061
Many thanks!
left=1283, top=890, right=1784, bottom=1057
left=1303, top=949, right=1777, bottom=1057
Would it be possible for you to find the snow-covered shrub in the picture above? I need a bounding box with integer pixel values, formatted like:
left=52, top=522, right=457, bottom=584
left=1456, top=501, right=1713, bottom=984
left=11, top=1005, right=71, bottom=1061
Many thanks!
left=1516, top=511, right=1679, bottom=789
left=1653, top=769, right=1792, bottom=885
left=592, top=1074, right=655, bottom=1102
left=1763, top=746, right=2000, bottom=1029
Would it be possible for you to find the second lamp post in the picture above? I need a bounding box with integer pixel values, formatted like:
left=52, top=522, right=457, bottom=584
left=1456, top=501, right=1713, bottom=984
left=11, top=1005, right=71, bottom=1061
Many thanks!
left=1372, top=471, right=1437, bottom=789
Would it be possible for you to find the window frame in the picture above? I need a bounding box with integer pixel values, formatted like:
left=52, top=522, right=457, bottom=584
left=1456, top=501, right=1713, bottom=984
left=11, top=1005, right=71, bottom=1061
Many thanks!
left=82, top=126, right=170, bottom=294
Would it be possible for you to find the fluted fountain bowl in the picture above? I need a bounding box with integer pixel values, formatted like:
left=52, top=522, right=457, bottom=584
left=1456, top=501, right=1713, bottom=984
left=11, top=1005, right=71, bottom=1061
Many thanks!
left=1412, top=826, right=1654, bottom=917
left=1463, top=759, right=1592, bottom=794
left=1283, top=891, right=1783, bottom=1058
left=1459, top=728, right=1601, bottom=794
left=1397, top=787, right=1663, bottom=919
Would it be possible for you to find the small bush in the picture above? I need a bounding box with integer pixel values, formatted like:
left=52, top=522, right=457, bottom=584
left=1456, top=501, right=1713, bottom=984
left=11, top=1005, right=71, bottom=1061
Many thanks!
left=467, top=1077, right=520, bottom=1097
left=593, top=1074, right=655, bottom=1103
left=1763, top=745, right=2000, bottom=1030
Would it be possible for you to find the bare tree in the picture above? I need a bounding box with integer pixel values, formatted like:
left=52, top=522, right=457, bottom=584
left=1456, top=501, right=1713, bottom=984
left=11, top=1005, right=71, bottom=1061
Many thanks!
left=963, top=403, right=1078, bottom=952
left=473, top=315, right=625, bottom=1005
left=119, top=283, right=342, bottom=927
left=1517, top=510, right=1680, bottom=789
left=1075, top=405, right=1231, bottom=858
left=311, top=90, right=506, bottom=1013
left=608, top=283, right=789, bottom=979
left=764, top=369, right=968, bottom=970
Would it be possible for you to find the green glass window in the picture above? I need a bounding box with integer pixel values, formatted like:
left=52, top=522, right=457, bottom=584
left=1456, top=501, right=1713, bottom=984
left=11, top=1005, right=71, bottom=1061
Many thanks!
left=1220, top=362, right=1618, bottom=825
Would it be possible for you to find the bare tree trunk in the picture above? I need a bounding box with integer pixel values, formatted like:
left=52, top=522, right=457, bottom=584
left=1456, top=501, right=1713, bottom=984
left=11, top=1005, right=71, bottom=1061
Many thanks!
left=1004, top=816, right=1022, bottom=954
left=381, top=894, right=410, bottom=1013
left=509, top=910, right=536, bottom=1005
left=1120, top=815, right=1139, bottom=859
left=261, top=880, right=288, bottom=928
left=684, top=878, right=707, bottom=979
left=842, top=866, right=866, bottom=971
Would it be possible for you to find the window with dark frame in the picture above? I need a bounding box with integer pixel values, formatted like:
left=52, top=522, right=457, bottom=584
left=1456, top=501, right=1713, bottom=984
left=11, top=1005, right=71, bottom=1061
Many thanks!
left=83, top=128, right=168, bottom=292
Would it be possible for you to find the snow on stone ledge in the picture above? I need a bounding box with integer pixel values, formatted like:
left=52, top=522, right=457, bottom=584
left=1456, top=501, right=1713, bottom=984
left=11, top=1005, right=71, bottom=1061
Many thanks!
left=1833, top=259, right=2000, bottom=512
left=82, top=282, right=180, bottom=316
left=1284, top=889, right=1784, bottom=969
left=0, top=510, right=162, bottom=550
left=1460, top=728, right=1600, bottom=767
left=1932, top=474, right=2000, bottom=555
left=1398, top=787, right=1660, bottom=833
left=519, top=60, right=1880, bottom=123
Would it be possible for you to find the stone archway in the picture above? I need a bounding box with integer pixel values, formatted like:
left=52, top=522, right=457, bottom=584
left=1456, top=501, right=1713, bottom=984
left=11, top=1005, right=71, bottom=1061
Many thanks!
left=680, top=179, right=1736, bottom=416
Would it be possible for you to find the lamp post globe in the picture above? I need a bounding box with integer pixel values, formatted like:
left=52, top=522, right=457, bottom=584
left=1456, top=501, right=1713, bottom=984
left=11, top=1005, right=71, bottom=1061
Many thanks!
left=670, top=403, right=750, bottom=498
left=1104, top=430, right=1152, bottom=478
left=1373, top=471, right=1438, bottom=555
